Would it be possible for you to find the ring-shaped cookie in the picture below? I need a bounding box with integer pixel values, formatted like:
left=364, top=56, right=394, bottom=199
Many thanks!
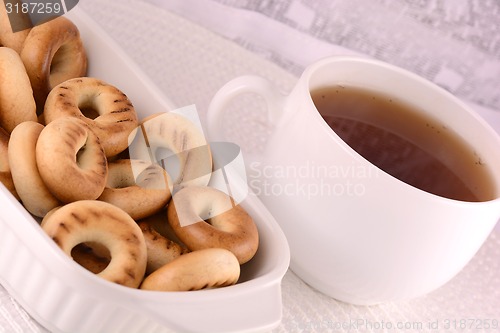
left=0, top=47, right=37, bottom=132
left=0, top=126, right=17, bottom=199
left=138, top=221, right=189, bottom=275
left=36, top=117, right=108, bottom=203
left=8, top=121, right=60, bottom=217
left=167, top=186, right=259, bottom=264
left=138, top=209, right=187, bottom=247
left=140, top=248, right=240, bottom=291
left=42, top=200, right=147, bottom=288
left=0, top=0, right=31, bottom=53
left=20, top=16, right=87, bottom=113
left=129, top=112, right=212, bottom=189
left=44, top=77, right=138, bottom=157
left=98, top=159, right=172, bottom=220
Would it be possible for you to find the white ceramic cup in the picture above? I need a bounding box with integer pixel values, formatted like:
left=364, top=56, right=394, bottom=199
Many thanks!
left=207, top=56, right=500, bottom=305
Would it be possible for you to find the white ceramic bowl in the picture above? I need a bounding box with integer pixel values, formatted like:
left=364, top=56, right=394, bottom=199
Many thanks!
left=0, top=8, right=290, bottom=333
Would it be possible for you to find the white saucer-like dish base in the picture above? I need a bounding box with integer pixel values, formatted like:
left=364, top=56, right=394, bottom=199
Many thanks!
left=0, top=8, right=289, bottom=333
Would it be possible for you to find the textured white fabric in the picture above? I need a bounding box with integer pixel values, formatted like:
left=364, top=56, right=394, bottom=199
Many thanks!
left=142, top=0, right=500, bottom=140
left=143, top=0, right=500, bottom=113
left=0, top=0, right=499, bottom=332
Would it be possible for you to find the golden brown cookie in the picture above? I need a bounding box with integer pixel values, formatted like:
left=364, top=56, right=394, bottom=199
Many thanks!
left=20, top=16, right=87, bottom=113
left=98, top=159, right=172, bottom=220
left=167, top=186, right=259, bottom=264
left=138, top=221, right=189, bottom=275
left=0, top=0, right=31, bottom=53
left=43, top=77, right=138, bottom=157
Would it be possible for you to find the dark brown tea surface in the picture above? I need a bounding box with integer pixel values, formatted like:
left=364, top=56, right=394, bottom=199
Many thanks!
left=311, top=85, right=496, bottom=202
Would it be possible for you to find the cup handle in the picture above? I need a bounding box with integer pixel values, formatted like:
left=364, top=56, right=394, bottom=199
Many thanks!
left=207, top=75, right=287, bottom=141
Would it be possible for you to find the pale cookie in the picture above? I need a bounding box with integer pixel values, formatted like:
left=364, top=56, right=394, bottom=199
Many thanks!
left=0, top=47, right=37, bottom=132
left=8, top=121, right=60, bottom=217
left=36, top=117, right=108, bottom=203
left=42, top=200, right=147, bottom=288
left=140, top=248, right=240, bottom=291
left=129, top=112, right=212, bottom=189
left=0, top=125, right=17, bottom=198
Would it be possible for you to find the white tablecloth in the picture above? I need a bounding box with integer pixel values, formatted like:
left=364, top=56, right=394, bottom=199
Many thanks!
left=1, top=0, right=499, bottom=332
